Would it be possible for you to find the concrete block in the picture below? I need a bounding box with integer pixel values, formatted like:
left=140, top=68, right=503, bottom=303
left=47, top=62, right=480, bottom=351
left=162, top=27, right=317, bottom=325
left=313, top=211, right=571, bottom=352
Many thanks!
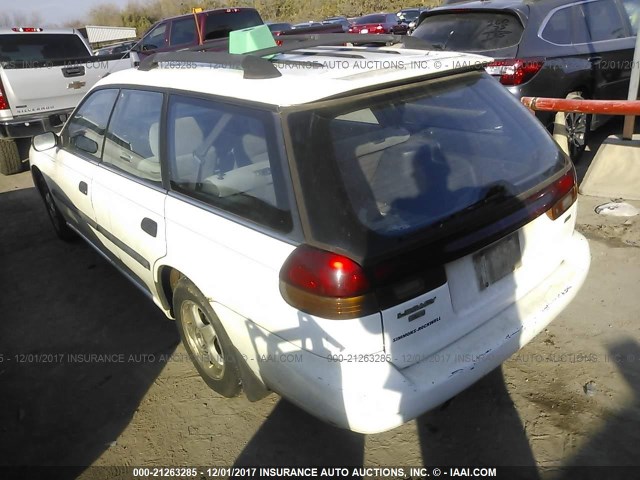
left=579, top=134, right=640, bottom=200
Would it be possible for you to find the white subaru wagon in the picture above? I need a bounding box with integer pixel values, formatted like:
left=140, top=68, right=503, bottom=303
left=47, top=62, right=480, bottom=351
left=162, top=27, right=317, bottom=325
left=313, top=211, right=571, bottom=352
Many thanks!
left=29, top=35, right=590, bottom=434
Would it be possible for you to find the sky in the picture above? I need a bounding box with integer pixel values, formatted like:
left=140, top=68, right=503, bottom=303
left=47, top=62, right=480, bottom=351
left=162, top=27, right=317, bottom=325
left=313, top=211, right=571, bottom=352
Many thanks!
left=1, top=0, right=134, bottom=25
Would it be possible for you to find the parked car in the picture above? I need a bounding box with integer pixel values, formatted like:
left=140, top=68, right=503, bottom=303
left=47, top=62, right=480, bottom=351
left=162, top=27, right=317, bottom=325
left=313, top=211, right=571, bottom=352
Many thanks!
left=94, top=40, right=137, bottom=56
left=30, top=32, right=589, bottom=433
left=397, top=7, right=428, bottom=33
left=266, top=22, right=293, bottom=35
left=412, top=0, right=639, bottom=161
left=323, top=16, right=352, bottom=32
left=0, top=27, right=130, bottom=175
left=131, top=7, right=263, bottom=59
left=292, top=21, right=324, bottom=29
left=348, top=13, right=409, bottom=35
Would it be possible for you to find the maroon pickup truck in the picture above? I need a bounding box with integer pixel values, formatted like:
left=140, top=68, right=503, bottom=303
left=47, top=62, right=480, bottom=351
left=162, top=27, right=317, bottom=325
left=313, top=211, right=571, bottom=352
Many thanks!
left=131, top=7, right=264, bottom=59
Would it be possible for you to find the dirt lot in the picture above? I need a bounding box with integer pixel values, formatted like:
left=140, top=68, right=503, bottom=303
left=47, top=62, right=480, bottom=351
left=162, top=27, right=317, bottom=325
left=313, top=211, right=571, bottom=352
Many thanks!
left=0, top=124, right=639, bottom=478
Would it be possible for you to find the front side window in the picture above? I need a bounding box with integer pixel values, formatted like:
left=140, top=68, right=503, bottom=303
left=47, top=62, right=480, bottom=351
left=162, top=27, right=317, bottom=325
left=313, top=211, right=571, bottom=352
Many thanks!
left=65, top=89, right=118, bottom=160
left=167, top=95, right=292, bottom=232
left=102, top=89, right=164, bottom=184
left=170, top=17, right=197, bottom=45
left=140, top=23, right=167, bottom=51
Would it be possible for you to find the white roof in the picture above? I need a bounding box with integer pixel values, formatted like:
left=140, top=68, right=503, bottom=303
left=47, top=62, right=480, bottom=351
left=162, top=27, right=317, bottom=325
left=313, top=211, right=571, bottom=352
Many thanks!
left=99, top=46, right=491, bottom=107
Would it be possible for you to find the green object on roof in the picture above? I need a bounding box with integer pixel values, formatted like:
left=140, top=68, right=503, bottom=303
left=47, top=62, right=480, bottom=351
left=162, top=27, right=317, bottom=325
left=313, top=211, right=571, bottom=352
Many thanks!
left=229, top=24, right=277, bottom=55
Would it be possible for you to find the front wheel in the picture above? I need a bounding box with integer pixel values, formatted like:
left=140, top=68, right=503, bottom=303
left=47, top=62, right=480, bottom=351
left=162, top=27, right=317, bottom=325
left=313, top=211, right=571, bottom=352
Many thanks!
left=34, top=173, right=76, bottom=241
left=562, top=91, right=591, bottom=162
left=173, top=278, right=242, bottom=397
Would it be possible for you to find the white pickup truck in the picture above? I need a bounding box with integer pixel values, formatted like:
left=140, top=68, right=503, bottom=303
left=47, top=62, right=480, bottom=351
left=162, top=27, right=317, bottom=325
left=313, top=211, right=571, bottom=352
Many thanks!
left=0, top=27, right=131, bottom=174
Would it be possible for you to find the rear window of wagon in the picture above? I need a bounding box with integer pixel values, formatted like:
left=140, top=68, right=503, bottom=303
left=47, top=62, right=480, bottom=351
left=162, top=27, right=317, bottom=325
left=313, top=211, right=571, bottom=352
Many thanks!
left=413, top=12, right=524, bottom=52
left=286, top=71, right=566, bottom=258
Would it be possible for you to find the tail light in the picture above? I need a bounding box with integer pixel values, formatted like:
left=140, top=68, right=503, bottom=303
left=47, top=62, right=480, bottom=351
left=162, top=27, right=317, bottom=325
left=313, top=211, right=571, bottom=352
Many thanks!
left=545, top=169, right=577, bottom=220
left=0, top=78, right=9, bottom=110
left=486, top=58, right=544, bottom=86
left=279, top=245, right=378, bottom=319
left=376, top=25, right=384, bottom=31
left=523, top=167, right=577, bottom=221
left=11, top=27, right=43, bottom=32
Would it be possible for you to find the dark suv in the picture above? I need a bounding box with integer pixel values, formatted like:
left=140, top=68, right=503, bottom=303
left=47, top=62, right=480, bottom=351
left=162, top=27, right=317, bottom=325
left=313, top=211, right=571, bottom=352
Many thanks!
left=413, top=0, right=640, bottom=160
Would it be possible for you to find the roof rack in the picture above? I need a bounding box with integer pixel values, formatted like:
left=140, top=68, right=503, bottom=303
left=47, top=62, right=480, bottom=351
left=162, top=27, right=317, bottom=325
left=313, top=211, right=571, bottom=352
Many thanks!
left=245, top=33, right=434, bottom=57
left=185, top=33, right=433, bottom=56
left=138, top=51, right=282, bottom=79
left=139, top=34, right=434, bottom=79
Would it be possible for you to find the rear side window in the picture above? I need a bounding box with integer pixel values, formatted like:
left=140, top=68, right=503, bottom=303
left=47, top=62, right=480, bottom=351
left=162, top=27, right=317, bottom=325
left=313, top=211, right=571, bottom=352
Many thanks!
left=541, top=6, right=573, bottom=44
left=412, top=12, right=523, bottom=52
left=204, top=10, right=263, bottom=40
left=0, top=34, right=89, bottom=62
left=581, top=0, right=628, bottom=40
left=287, top=72, right=565, bottom=250
left=166, top=95, right=292, bottom=232
left=543, top=4, right=593, bottom=44
left=65, top=89, right=118, bottom=160
left=170, top=17, right=197, bottom=45
left=622, top=0, right=640, bottom=35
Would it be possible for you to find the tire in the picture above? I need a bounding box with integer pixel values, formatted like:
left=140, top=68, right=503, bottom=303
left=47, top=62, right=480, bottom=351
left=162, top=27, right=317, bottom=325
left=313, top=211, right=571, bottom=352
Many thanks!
left=562, top=91, right=591, bottom=162
left=0, top=138, right=22, bottom=175
left=173, top=277, right=242, bottom=397
left=34, top=172, right=76, bottom=241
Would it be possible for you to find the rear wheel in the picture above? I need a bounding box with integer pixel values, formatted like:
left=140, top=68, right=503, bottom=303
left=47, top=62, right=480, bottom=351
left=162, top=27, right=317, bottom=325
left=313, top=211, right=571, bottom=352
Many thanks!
left=173, top=278, right=242, bottom=397
left=0, top=139, right=22, bottom=175
left=562, top=91, right=591, bottom=162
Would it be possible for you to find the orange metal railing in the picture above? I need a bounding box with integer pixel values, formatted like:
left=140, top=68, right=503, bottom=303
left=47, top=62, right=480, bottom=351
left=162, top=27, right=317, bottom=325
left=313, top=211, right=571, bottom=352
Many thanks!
left=521, top=97, right=640, bottom=115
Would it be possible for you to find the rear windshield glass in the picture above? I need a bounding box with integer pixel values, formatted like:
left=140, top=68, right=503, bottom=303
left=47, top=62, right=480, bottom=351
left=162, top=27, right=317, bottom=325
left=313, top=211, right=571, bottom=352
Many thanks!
left=356, top=15, right=387, bottom=24
left=413, top=12, right=524, bottom=51
left=287, top=72, right=564, bottom=253
left=0, top=34, right=89, bottom=62
left=204, top=10, right=263, bottom=40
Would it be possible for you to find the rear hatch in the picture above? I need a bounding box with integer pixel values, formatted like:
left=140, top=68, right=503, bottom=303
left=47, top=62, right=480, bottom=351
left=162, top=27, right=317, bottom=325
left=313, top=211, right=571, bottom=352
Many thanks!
left=0, top=32, right=104, bottom=117
left=285, top=71, right=576, bottom=368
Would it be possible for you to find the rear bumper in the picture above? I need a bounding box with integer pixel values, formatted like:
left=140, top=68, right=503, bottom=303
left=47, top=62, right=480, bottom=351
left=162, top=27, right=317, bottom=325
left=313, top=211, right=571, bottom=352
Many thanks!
left=262, top=232, right=590, bottom=433
left=0, top=110, right=71, bottom=139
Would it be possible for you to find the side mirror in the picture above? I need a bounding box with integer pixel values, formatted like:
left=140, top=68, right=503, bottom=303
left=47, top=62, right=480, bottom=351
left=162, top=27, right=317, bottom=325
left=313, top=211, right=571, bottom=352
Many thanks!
left=74, top=135, right=99, bottom=154
left=32, top=132, right=57, bottom=151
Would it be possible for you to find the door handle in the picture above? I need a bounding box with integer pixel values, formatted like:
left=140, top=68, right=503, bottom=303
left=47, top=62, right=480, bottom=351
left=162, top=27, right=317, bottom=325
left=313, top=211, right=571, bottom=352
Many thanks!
left=589, top=56, right=603, bottom=64
left=141, top=217, right=158, bottom=238
left=120, top=154, right=133, bottom=162
left=79, top=181, right=88, bottom=195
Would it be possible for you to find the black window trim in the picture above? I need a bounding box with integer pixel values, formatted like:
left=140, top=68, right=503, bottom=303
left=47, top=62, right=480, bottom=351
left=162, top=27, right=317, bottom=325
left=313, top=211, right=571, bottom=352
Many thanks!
left=539, top=0, right=634, bottom=46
